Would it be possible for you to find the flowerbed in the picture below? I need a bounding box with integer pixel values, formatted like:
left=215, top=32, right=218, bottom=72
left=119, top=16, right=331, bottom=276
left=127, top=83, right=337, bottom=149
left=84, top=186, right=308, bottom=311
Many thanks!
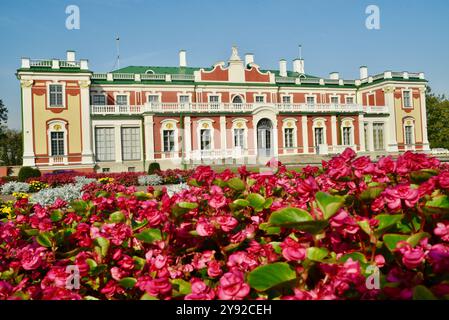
left=1, top=149, right=449, bottom=300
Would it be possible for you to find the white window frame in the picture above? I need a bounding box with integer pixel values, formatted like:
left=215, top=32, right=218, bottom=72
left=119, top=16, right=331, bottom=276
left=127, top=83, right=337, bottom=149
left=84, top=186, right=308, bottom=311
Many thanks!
left=330, top=95, right=339, bottom=105
left=95, top=127, right=115, bottom=161
left=254, top=95, right=265, bottom=103
left=160, top=120, right=179, bottom=158
left=402, top=89, right=413, bottom=109
left=340, top=117, right=355, bottom=146
left=121, top=126, right=141, bottom=161
left=196, top=119, right=215, bottom=152
left=306, top=94, right=316, bottom=105
left=281, top=94, right=293, bottom=105
left=373, top=122, right=385, bottom=151
left=47, top=120, right=68, bottom=163
left=403, top=117, right=415, bottom=149
left=147, top=93, right=161, bottom=104
left=312, top=118, right=327, bottom=146
left=114, top=93, right=130, bottom=106
left=91, top=94, right=107, bottom=105
left=231, top=118, right=248, bottom=154
left=281, top=118, right=298, bottom=151
left=47, top=82, right=66, bottom=108
left=346, top=96, right=355, bottom=105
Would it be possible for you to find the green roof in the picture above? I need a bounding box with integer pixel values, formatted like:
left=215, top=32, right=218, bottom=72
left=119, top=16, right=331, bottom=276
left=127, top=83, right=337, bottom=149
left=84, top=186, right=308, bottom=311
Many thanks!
left=261, top=69, right=319, bottom=79
left=112, top=66, right=202, bottom=75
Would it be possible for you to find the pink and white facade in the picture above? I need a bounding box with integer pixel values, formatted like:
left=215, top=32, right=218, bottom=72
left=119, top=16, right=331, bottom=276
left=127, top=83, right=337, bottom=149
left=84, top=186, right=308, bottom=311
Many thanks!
left=17, top=47, right=429, bottom=172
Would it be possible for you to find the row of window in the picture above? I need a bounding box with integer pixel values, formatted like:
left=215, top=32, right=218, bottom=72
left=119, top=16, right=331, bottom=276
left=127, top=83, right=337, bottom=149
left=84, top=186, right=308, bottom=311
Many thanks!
left=90, top=94, right=356, bottom=105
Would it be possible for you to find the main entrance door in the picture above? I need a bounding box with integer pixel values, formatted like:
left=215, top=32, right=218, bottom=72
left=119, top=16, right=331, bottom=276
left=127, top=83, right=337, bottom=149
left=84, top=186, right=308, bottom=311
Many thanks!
left=257, top=118, right=273, bottom=157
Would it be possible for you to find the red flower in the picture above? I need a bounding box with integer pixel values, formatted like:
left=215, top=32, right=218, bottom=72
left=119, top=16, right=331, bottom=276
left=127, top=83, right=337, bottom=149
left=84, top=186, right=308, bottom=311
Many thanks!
left=217, top=270, right=250, bottom=300
left=280, top=238, right=306, bottom=262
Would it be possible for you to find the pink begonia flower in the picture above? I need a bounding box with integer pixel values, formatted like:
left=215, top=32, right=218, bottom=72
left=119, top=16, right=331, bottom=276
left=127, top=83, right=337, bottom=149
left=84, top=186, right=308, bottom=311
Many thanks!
left=196, top=218, right=214, bottom=236
left=208, top=186, right=227, bottom=209
left=185, top=279, right=215, bottom=300
left=143, top=277, right=172, bottom=296
left=375, top=255, right=386, bottom=268
left=217, top=270, right=250, bottom=300
left=383, top=184, right=419, bottom=212
left=428, top=244, right=449, bottom=273
left=207, top=260, right=222, bottom=277
left=438, top=172, right=449, bottom=189
left=397, top=242, right=426, bottom=269
left=280, top=238, right=306, bottom=262
left=227, top=251, right=258, bottom=271
left=215, top=215, right=238, bottom=232
left=19, top=245, right=47, bottom=270
left=434, top=222, right=449, bottom=242
left=376, top=156, right=396, bottom=174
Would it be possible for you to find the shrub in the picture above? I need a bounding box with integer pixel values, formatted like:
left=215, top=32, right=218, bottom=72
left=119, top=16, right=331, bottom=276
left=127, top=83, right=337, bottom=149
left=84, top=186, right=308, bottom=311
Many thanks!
left=4, top=149, right=449, bottom=300
left=18, top=167, right=41, bottom=182
left=0, top=181, right=30, bottom=194
left=148, top=162, right=161, bottom=174
left=138, top=174, right=163, bottom=186
left=28, top=181, right=49, bottom=193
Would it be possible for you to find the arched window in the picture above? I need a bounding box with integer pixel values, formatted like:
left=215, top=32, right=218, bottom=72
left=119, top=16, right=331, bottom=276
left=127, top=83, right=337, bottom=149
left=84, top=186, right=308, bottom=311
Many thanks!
left=403, top=117, right=415, bottom=149
left=47, top=120, right=68, bottom=164
left=232, top=95, right=243, bottom=104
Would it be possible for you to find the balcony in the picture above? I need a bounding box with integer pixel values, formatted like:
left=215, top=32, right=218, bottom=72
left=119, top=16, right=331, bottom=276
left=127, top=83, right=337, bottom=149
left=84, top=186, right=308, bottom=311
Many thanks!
left=90, top=103, right=389, bottom=115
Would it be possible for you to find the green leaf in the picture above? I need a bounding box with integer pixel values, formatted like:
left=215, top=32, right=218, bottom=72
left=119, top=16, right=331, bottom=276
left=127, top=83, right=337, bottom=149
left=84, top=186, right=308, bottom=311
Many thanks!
left=227, top=178, right=246, bottom=191
left=213, top=178, right=227, bottom=188
left=263, top=198, right=274, bottom=209
left=383, top=234, right=409, bottom=251
left=413, top=285, right=437, bottom=300
left=306, top=247, right=329, bottom=262
left=70, top=200, right=88, bottom=212
left=109, top=211, right=125, bottom=223
left=86, top=258, right=98, bottom=270
left=338, top=252, right=368, bottom=264
left=269, top=242, right=282, bottom=254
left=83, top=296, right=100, bottom=300
left=248, top=262, right=297, bottom=291
left=134, top=228, right=162, bottom=244
left=50, top=210, right=64, bottom=222
left=375, top=214, right=404, bottom=234
left=36, top=232, right=52, bottom=248
left=315, top=192, right=345, bottom=219
left=247, top=193, right=266, bottom=210
left=171, top=278, right=191, bottom=296
left=133, top=256, right=146, bottom=270
left=360, top=185, right=385, bottom=202
left=233, top=199, right=249, bottom=207
left=407, top=232, right=431, bottom=247
left=259, top=223, right=281, bottom=235
left=358, top=220, right=372, bottom=236
left=178, top=202, right=198, bottom=210
left=293, top=220, right=329, bottom=234
left=268, top=207, right=313, bottom=227
left=134, top=191, right=151, bottom=201
left=424, top=195, right=449, bottom=215
left=141, top=293, right=159, bottom=300
left=119, top=277, right=137, bottom=289
left=94, top=237, right=110, bottom=257
left=410, top=169, right=438, bottom=184
left=188, top=178, right=201, bottom=187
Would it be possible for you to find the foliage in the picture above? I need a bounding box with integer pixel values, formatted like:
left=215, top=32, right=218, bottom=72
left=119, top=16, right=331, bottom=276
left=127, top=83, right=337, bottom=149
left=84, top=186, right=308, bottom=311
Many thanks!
left=0, top=99, right=7, bottom=137
left=148, top=162, right=161, bottom=175
left=18, top=167, right=41, bottom=182
left=0, top=129, right=22, bottom=166
left=138, top=175, right=163, bottom=186
left=426, top=88, right=449, bottom=150
left=2, top=149, right=449, bottom=300
left=0, top=181, right=30, bottom=194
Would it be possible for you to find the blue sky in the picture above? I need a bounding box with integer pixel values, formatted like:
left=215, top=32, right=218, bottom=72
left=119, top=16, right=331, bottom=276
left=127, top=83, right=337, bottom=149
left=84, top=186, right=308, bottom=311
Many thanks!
left=1, top=0, right=448, bottom=129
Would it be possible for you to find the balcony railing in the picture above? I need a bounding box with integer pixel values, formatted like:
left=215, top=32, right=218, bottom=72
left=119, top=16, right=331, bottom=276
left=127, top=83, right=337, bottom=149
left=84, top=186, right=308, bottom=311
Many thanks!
left=90, top=103, right=389, bottom=115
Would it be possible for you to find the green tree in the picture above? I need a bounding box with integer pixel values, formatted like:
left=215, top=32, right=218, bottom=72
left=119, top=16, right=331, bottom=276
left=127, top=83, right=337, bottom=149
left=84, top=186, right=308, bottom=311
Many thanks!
left=0, top=99, right=7, bottom=136
left=0, top=129, right=23, bottom=166
left=426, top=88, right=449, bottom=150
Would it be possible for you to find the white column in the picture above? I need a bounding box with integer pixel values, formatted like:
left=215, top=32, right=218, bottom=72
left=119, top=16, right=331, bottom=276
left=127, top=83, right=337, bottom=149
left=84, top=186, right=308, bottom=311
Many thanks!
left=184, top=116, right=192, bottom=160
left=220, top=116, right=227, bottom=159
left=331, top=115, right=338, bottom=150
left=358, top=113, right=365, bottom=152
left=115, top=125, right=122, bottom=162
left=21, top=79, right=35, bottom=166
left=273, top=120, right=279, bottom=157
left=384, top=86, right=399, bottom=152
left=79, top=80, right=94, bottom=164
left=419, top=87, right=430, bottom=151
left=144, top=114, right=154, bottom=161
left=301, top=115, right=309, bottom=154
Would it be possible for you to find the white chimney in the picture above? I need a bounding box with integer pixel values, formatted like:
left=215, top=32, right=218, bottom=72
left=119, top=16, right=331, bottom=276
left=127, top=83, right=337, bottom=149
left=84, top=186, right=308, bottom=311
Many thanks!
left=329, top=72, right=339, bottom=80
left=360, top=66, right=368, bottom=79
left=179, top=50, right=187, bottom=67
left=245, top=53, right=254, bottom=66
left=66, top=50, right=76, bottom=62
left=293, top=58, right=304, bottom=74
left=279, top=59, right=287, bottom=77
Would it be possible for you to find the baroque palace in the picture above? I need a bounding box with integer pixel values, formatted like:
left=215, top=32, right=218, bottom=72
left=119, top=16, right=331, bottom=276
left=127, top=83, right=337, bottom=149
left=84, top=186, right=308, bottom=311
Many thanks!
left=16, top=47, right=429, bottom=172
